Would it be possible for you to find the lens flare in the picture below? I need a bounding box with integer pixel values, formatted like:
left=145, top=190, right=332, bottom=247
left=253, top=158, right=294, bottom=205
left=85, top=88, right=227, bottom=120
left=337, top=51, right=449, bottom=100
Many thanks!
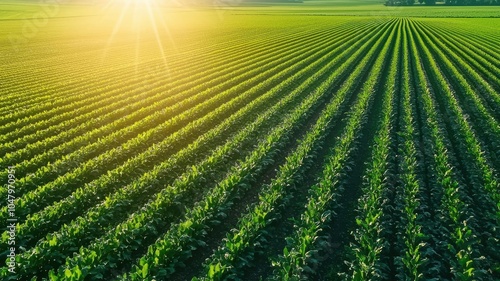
left=99, top=0, right=174, bottom=77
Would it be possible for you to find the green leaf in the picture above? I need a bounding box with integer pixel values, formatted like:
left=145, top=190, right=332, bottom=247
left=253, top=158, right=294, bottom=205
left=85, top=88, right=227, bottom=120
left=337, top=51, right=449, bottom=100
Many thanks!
left=65, top=268, right=72, bottom=278
left=142, top=263, right=149, bottom=279
left=208, top=264, right=215, bottom=278
left=48, top=270, right=58, bottom=281
left=75, top=266, right=82, bottom=279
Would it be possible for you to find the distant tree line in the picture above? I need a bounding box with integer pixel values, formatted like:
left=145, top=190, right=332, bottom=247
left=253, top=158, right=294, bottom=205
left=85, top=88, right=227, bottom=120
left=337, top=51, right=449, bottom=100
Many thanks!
left=385, top=0, right=500, bottom=5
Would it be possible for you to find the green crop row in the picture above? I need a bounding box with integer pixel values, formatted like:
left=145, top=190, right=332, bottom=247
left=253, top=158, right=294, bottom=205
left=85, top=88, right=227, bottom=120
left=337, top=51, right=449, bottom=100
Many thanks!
left=1, top=14, right=498, bottom=281
left=0, top=20, right=375, bottom=279
left=408, top=20, right=485, bottom=280
left=0, top=18, right=350, bottom=205
left=0, top=19, right=330, bottom=137
left=411, top=19, right=499, bottom=223
left=345, top=18, right=400, bottom=281
left=393, top=19, right=428, bottom=281
left=0, top=21, right=346, bottom=222
left=270, top=19, right=398, bottom=281
left=194, top=19, right=395, bottom=281
left=0, top=22, right=327, bottom=150
left=410, top=19, right=499, bottom=277
left=116, top=72, right=327, bottom=281
left=0, top=24, right=277, bottom=109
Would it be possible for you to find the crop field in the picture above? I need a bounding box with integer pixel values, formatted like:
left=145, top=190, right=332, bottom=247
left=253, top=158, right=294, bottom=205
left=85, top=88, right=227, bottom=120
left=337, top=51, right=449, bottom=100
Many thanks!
left=1, top=1, right=499, bottom=280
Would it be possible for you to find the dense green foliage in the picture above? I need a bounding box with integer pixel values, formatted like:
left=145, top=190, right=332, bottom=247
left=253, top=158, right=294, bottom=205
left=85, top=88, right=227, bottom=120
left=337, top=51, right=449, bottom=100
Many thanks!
left=0, top=2, right=499, bottom=280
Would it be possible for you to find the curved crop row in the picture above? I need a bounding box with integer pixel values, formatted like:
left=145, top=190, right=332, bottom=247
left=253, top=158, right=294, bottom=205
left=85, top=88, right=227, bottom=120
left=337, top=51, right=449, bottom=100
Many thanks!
left=0, top=22, right=349, bottom=221
left=67, top=68, right=326, bottom=281
left=0, top=22, right=332, bottom=149
left=194, top=19, right=396, bottom=281
left=0, top=18, right=357, bottom=203
left=0, top=19, right=378, bottom=279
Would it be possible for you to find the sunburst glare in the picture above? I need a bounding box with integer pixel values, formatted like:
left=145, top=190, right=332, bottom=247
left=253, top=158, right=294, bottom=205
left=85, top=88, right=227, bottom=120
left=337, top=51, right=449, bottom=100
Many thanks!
left=99, top=0, right=174, bottom=78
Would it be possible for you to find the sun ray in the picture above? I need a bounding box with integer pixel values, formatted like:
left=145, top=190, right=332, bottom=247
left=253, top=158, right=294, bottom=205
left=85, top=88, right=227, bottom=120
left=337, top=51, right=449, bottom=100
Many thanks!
left=95, top=0, right=176, bottom=79
left=148, top=0, right=179, bottom=54
left=100, top=0, right=133, bottom=65
left=99, top=0, right=116, bottom=14
left=132, top=0, right=142, bottom=78
left=144, top=0, right=171, bottom=78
